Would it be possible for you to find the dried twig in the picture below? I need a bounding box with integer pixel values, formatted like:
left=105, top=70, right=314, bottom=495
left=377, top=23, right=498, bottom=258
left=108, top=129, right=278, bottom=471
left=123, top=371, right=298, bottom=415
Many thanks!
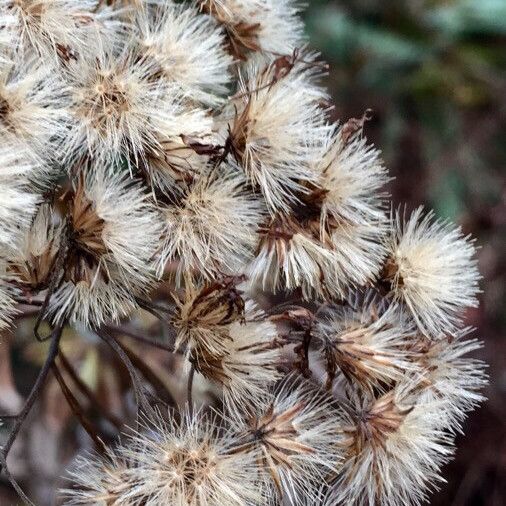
left=57, top=350, right=123, bottom=430
left=51, top=363, right=107, bottom=453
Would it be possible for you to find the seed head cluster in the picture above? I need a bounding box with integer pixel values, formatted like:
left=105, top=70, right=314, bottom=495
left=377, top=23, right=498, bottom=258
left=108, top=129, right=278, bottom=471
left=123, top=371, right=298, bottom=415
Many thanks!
left=0, top=1, right=486, bottom=505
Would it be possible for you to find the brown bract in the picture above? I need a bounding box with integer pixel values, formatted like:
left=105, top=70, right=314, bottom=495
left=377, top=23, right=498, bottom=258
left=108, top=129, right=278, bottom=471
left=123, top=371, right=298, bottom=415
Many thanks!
left=200, top=1, right=261, bottom=60
left=175, top=277, right=246, bottom=331
left=341, top=392, right=413, bottom=457
left=62, top=180, right=108, bottom=285
left=244, top=402, right=315, bottom=492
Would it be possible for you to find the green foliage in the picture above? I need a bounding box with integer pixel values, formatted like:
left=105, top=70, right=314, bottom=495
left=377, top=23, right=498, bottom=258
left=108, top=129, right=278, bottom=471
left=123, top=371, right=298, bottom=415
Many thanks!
left=305, top=0, right=506, bottom=221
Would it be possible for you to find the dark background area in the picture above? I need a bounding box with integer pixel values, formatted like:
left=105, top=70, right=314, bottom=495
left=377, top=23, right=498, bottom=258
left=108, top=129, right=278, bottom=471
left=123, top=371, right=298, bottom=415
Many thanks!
left=305, top=1, right=506, bottom=504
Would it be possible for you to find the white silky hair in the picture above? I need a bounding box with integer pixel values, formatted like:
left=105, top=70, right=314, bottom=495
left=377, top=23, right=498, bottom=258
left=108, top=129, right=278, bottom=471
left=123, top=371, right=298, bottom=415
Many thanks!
left=0, top=56, right=70, bottom=162
left=226, top=60, right=330, bottom=213
left=134, top=0, right=232, bottom=106
left=331, top=383, right=455, bottom=506
left=49, top=170, right=162, bottom=326
left=63, top=41, right=211, bottom=169
left=158, top=169, right=266, bottom=283
left=117, top=409, right=264, bottom=506
left=387, top=207, right=480, bottom=338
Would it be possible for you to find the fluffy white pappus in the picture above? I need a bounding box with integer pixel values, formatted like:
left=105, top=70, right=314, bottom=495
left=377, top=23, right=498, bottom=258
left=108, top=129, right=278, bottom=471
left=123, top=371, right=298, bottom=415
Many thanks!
left=229, top=378, right=341, bottom=505
left=192, top=301, right=282, bottom=407
left=7, top=203, right=62, bottom=293
left=0, top=12, right=15, bottom=63
left=63, top=450, right=137, bottom=506
left=316, top=126, right=389, bottom=290
left=247, top=214, right=337, bottom=299
left=0, top=57, right=69, bottom=161
left=332, top=386, right=454, bottom=506
left=78, top=170, right=162, bottom=287
left=0, top=260, right=17, bottom=331
left=226, top=61, right=330, bottom=212
left=316, top=296, right=417, bottom=391
left=0, top=145, right=40, bottom=249
left=64, top=44, right=211, bottom=168
left=48, top=171, right=162, bottom=326
left=118, top=409, right=263, bottom=506
left=134, top=1, right=232, bottom=106
left=142, top=134, right=211, bottom=197
left=1, top=0, right=100, bottom=58
left=408, top=328, right=487, bottom=433
left=326, top=219, right=387, bottom=294
left=199, top=0, right=305, bottom=61
left=158, top=170, right=265, bottom=282
left=384, top=207, right=480, bottom=338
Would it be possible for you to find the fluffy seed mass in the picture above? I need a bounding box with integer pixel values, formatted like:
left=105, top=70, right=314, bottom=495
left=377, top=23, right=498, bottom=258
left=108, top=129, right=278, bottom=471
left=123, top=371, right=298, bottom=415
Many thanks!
left=384, top=207, right=480, bottom=338
left=0, top=1, right=486, bottom=506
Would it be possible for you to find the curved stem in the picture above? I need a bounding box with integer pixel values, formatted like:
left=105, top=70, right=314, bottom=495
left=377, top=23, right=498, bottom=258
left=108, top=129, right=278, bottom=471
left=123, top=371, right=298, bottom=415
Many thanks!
left=58, top=351, right=123, bottom=431
left=187, top=364, right=195, bottom=417
left=105, top=325, right=176, bottom=354
left=0, top=325, right=63, bottom=466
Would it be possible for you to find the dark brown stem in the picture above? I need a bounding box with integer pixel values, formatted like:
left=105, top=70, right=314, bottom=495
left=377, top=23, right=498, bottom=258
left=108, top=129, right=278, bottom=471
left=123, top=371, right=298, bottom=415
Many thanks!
left=97, top=329, right=149, bottom=416
left=51, top=363, right=107, bottom=453
left=113, top=337, right=177, bottom=409
left=0, top=325, right=63, bottom=465
left=105, top=325, right=176, bottom=354
left=57, top=351, right=123, bottom=431
left=135, top=298, right=172, bottom=322
left=187, top=363, right=195, bottom=417
left=0, top=454, right=36, bottom=506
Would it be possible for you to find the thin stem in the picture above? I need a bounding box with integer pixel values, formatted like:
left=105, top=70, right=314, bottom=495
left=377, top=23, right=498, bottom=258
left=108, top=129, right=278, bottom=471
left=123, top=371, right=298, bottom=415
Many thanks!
left=105, top=325, right=176, bottom=354
left=187, top=363, right=195, bottom=417
left=57, top=351, right=123, bottom=431
left=135, top=298, right=172, bottom=323
left=0, top=454, right=36, bottom=506
left=112, top=337, right=177, bottom=409
left=51, top=363, right=107, bottom=453
left=0, top=325, right=63, bottom=466
left=97, top=329, right=149, bottom=416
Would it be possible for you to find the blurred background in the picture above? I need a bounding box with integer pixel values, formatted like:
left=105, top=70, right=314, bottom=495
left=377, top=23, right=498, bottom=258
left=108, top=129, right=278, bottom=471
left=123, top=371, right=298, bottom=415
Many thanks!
left=0, top=1, right=504, bottom=504
left=304, top=0, right=506, bottom=504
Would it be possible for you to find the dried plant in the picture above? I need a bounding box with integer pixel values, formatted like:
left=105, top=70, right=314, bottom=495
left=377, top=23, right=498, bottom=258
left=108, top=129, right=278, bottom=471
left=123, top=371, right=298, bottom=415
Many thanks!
left=0, top=1, right=486, bottom=505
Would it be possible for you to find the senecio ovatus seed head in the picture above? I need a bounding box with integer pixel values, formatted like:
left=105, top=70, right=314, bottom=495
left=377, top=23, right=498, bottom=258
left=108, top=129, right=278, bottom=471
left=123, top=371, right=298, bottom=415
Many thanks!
left=0, top=0, right=486, bottom=505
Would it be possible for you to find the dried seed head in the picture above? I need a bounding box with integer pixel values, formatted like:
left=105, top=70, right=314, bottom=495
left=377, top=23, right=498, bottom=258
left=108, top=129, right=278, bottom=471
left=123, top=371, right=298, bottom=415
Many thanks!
left=230, top=379, right=340, bottom=504
left=65, top=45, right=211, bottom=168
left=384, top=207, right=480, bottom=338
left=134, top=1, right=232, bottom=106
left=199, top=0, right=304, bottom=61
left=4, top=0, right=99, bottom=58
left=248, top=212, right=337, bottom=299
left=9, top=171, right=161, bottom=326
left=316, top=296, right=417, bottom=391
left=158, top=171, right=265, bottom=282
left=63, top=451, right=135, bottom=505
left=173, top=276, right=247, bottom=355
left=117, top=410, right=263, bottom=505
left=191, top=301, right=282, bottom=406
left=407, top=328, right=487, bottom=432
left=225, top=60, right=329, bottom=212
left=7, top=204, right=61, bottom=291
left=314, top=125, right=389, bottom=292
left=0, top=57, right=69, bottom=161
left=333, top=385, right=454, bottom=506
